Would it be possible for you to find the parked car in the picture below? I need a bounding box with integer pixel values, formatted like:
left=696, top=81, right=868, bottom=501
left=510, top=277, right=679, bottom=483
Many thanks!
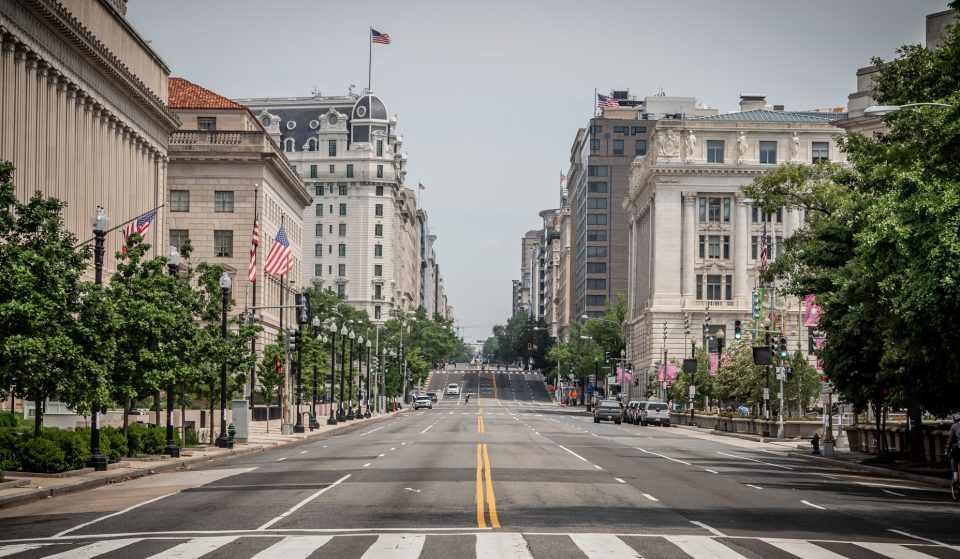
left=414, top=396, right=433, bottom=410
left=426, top=392, right=438, bottom=402
left=594, top=400, right=623, bottom=424
left=626, top=401, right=646, bottom=425
left=640, top=401, right=670, bottom=426
left=446, top=383, right=460, bottom=396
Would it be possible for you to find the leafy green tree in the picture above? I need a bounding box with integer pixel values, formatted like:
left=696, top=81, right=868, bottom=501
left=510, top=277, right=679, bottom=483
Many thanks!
left=257, top=341, right=284, bottom=432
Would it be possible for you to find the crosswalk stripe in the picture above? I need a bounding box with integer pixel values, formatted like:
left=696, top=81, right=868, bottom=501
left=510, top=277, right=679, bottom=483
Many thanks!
left=476, top=533, right=533, bottom=559
left=41, top=538, right=142, bottom=559
left=250, top=536, right=333, bottom=559
left=0, top=543, right=51, bottom=557
left=855, top=542, right=941, bottom=559
left=764, top=539, right=849, bottom=559
left=359, top=534, right=426, bottom=559
left=670, top=536, right=749, bottom=559
left=568, top=534, right=642, bottom=559
left=145, top=536, right=239, bottom=559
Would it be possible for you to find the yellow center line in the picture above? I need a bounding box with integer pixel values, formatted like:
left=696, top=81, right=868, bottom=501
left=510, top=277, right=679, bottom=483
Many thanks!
left=475, top=443, right=485, bottom=528
left=483, top=443, right=500, bottom=528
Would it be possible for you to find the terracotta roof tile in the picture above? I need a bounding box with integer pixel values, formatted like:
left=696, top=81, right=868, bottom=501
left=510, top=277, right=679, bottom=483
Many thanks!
left=168, top=77, right=247, bottom=110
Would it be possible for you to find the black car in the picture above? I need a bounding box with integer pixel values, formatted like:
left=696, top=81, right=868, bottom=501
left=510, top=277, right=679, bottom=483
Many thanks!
left=426, top=392, right=438, bottom=402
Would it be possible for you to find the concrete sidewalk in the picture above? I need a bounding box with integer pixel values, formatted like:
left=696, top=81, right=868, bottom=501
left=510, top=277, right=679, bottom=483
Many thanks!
left=0, top=409, right=405, bottom=510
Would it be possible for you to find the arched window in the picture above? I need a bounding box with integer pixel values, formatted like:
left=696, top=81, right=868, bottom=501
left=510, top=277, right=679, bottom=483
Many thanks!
left=307, top=138, right=317, bottom=152
left=284, top=138, right=295, bottom=152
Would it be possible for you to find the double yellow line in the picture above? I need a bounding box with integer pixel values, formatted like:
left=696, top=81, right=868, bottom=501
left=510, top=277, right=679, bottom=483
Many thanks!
left=475, top=443, right=499, bottom=528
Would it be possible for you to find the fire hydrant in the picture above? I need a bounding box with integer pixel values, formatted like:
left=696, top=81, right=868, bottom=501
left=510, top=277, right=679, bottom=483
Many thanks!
left=811, top=432, right=821, bottom=455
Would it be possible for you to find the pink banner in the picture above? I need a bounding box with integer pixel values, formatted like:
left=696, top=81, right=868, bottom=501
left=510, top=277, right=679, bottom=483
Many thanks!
left=667, top=363, right=677, bottom=384
left=814, top=336, right=826, bottom=370
left=804, top=294, right=823, bottom=327
left=615, top=365, right=633, bottom=383
left=658, top=363, right=665, bottom=382
left=709, top=353, right=719, bottom=376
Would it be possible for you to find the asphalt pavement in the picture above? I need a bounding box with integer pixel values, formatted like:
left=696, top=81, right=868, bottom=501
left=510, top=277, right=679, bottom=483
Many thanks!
left=1, top=363, right=958, bottom=558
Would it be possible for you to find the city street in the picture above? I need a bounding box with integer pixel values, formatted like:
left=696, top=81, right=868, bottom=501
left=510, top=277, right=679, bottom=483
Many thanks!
left=1, top=365, right=958, bottom=558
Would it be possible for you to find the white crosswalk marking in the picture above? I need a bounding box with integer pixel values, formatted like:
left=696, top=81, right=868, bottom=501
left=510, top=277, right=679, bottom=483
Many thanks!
left=568, top=534, right=642, bottom=559
left=0, top=543, right=52, bottom=557
left=855, top=542, right=941, bottom=559
left=764, top=539, right=849, bottom=559
left=359, top=534, right=426, bottom=559
left=670, top=536, right=749, bottom=559
left=41, top=538, right=142, bottom=559
left=145, top=536, right=239, bottom=559
left=250, top=536, right=332, bottom=559
left=476, top=533, right=534, bottom=559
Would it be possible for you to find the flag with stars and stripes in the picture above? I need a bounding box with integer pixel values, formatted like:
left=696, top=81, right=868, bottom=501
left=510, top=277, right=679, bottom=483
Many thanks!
left=248, top=212, right=259, bottom=282
left=121, top=209, right=157, bottom=253
left=759, top=222, right=768, bottom=272
left=263, top=223, right=291, bottom=277
left=597, top=93, right=619, bottom=110
left=371, top=29, right=391, bottom=44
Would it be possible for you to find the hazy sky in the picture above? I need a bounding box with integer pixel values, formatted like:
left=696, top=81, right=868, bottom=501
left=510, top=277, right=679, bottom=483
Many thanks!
left=127, top=0, right=948, bottom=341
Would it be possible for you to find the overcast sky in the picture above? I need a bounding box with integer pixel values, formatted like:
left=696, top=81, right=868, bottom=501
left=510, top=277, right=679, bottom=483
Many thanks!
left=127, top=0, right=949, bottom=342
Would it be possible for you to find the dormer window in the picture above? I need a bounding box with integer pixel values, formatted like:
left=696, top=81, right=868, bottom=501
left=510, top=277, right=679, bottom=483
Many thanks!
left=307, top=138, right=317, bottom=152
left=284, top=138, right=295, bottom=152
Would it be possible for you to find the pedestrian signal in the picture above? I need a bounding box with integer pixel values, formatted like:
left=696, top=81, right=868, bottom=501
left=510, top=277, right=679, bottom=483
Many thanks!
left=734, top=320, right=742, bottom=340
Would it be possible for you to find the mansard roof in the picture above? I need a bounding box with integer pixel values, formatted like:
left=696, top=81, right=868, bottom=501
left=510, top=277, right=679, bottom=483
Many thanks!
left=695, top=109, right=847, bottom=122
left=168, top=77, right=247, bottom=110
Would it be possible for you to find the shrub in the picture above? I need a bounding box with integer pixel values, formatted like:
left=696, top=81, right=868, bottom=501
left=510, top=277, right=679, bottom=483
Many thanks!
left=0, top=412, right=19, bottom=429
left=127, top=423, right=167, bottom=455
left=18, top=437, right=66, bottom=473
left=185, top=427, right=199, bottom=447
left=43, top=429, right=90, bottom=471
left=101, top=427, right=127, bottom=462
left=0, top=429, right=20, bottom=471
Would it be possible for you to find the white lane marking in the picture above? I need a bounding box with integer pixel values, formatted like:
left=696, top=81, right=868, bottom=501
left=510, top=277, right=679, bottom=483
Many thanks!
left=43, top=538, right=142, bottom=559
left=745, top=484, right=763, bottom=490
left=557, top=445, right=589, bottom=462
left=360, top=426, right=385, bottom=436
left=475, top=532, right=534, bottom=559
left=801, top=500, right=826, bottom=510
left=390, top=448, right=397, bottom=451
left=257, top=474, right=351, bottom=530
left=300, top=451, right=308, bottom=454
left=856, top=481, right=924, bottom=491
left=763, top=539, right=848, bottom=559
left=323, top=445, right=327, bottom=448
left=593, top=465, right=603, bottom=470
left=689, top=520, right=727, bottom=537
left=671, top=536, right=748, bottom=558
left=420, top=424, right=434, bottom=434
left=363, top=463, right=371, bottom=467
left=887, top=529, right=949, bottom=546
left=569, top=534, right=642, bottom=558
left=615, top=478, right=626, bottom=484
left=534, top=432, right=539, bottom=435
left=144, top=536, right=239, bottom=559
left=404, top=488, right=421, bottom=493
left=401, top=442, right=406, bottom=445
left=857, top=542, right=944, bottom=559
left=704, top=469, right=719, bottom=474
left=251, top=536, right=333, bottom=559
left=642, top=493, right=659, bottom=502
left=0, top=544, right=52, bottom=557
left=717, top=451, right=793, bottom=470
left=883, top=489, right=906, bottom=497
left=591, top=433, right=598, bottom=437
left=277, top=457, right=287, bottom=462
left=636, top=447, right=691, bottom=466
left=378, top=453, right=386, bottom=457
left=360, top=533, right=426, bottom=559
left=54, top=493, right=174, bottom=537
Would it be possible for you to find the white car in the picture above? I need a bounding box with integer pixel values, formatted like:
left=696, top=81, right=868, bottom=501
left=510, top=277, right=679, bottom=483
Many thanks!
left=413, top=396, right=432, bottom=410
left=446, top=383, right=460, bottom=396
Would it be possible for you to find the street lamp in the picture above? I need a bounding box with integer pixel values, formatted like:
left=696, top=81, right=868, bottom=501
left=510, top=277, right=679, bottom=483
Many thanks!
left=762, top=316, right=772, bottom=437
left=216, top=272, right=233, bottom=449
left=310, top=316, right=323, bottom=430
left=354, top=335, right=364, bottom=418
left=164, top=246, right=181, bottom=458
left=365, top=339, right=372, bottom=418
left=338, top=324, right=347, bottom=422
left=862, top=102, right=952, bottom=116
left=327, top=321, right=338, bottom=425
left=87, top=206, right=109, bottom=472
left=347, top=330, right=356, bottom=420
left=689, top=335, right=697, bottom=425
left=293, top=325, right=305, bottom=434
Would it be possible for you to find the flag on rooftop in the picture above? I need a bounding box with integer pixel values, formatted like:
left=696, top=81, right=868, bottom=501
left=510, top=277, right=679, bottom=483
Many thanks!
left=121, top=209, right=157, bottom=253
left=264, top=223, right=291, bottom=277
left=597, top=93, right=619, bottom=109
left=371, top=29, right=391, bottom=44
left=419, top=182, right=427, bottom=191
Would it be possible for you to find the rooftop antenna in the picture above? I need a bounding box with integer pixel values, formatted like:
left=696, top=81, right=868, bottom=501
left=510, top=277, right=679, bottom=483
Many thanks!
left=657, top=81, right=665, bottom=97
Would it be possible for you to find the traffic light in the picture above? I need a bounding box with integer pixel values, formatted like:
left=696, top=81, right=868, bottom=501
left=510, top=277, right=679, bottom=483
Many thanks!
left=683, top=314, right=690, bottom=334
left=751, top=291, right=759, bottom=319
left=734, top=320, right=742, bottom=340
left=295, top=293, right=310, bottom=325
left=288, top=329, right=302, bottom=352
left=778, top=336, right=788, bottom=358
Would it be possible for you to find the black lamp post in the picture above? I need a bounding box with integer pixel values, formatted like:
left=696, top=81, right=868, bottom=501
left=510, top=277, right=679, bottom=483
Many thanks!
left=165, top=246, right=181, bottom=458
left=762, top=316, right=772, bottom=437
left=327, top=320, right=338, bottom=424
left=293, top=326, right=305, bottom=434
left=689, top=336, right=697, bottom=426
left=346, top=330, right=357, bottom=420
left=88, top=206, right=109, bottom=472
left=715, top=329, right=726, bottom=431
left=355, top=335, right=365, bottom=418
left=364, top=339, right=372, bottom=418
left=215, top=272, right=233, bottom=449
left=337, top=324, right=347, bottom=422
left=310, top=316, right=324, bottom=430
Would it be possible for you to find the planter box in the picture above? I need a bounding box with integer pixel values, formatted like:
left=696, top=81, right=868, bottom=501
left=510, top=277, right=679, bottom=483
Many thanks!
left=843, top=424, right=951, bottom=462
left=670, top=412, right=821, bottom=438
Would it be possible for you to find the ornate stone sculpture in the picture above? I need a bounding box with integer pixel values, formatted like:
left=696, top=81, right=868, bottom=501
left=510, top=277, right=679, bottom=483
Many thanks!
left=791, top=132, right=801, bottom=161
left=685, top=130, right=697, bottom=158
left=737, top=132, right=748, bottom=162
left=658, top=129, right=680, bottom=157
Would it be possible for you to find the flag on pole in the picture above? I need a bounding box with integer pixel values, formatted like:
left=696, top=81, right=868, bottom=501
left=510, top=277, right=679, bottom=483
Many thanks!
left=121, top=209, right=157, bottom=253
left=263, top=223, right=291, bottom=277
left=371, top=28, right=391, bottom=44
left=657, top=363, right=665, bottom=382
left=597, top=93, right=619, bottom=110
left=560, top=173, right=567, bottom=184
left=248, top=212, right=259, bottom=282
left=418, top=182, right=427, bottom=191
left=759, top=221, right=768, bottom=272
left=709, top=353, right=719, bottom=376
left=803, top=294, right=822, bottom=327
left=667, top=363, right=678, bottom=384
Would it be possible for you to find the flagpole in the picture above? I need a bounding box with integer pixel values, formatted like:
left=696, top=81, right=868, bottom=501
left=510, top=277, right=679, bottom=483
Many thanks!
left=594, top=88, right=598, bottom=118
left=368, top=26, right=373, bottom=91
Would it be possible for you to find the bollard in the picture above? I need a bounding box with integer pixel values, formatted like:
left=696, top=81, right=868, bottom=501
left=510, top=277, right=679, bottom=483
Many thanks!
left=811, top=432, right=821, bottom=455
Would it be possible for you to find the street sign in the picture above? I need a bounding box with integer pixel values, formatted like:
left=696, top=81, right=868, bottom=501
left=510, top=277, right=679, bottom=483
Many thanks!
left=763, top=388, right=770, bottom=400
left=777, top=392, right=783, bottom=400
left=587, top=386, right=594, bottom=393
left=689, top=386, right=696, bottom=398
left=606, top=375, right=616, bottom=384
left=820, top=382, right=832, bottom=394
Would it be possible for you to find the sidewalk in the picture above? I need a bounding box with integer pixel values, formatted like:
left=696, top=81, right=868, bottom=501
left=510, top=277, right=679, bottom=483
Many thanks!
left=0, top=409, right=405, bottom=510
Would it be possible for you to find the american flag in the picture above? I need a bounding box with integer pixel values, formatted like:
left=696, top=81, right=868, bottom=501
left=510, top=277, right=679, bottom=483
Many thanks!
left=121, top=209, right=157, bottom=252
left=248, top=212, right=259, bottom=282
left=263, top=223, right=291, bottom=277
left=371, top=29, right=391, bottom=44
left=560, top=173, right=567, bottom=184
left=759, top=221, right=768, bottom=272
left=597, top=93, right=619, bottom=110
left=418, top=182, right=427, bottom=191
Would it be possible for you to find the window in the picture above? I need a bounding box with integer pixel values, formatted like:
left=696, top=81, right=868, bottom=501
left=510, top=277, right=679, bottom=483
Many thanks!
left=339, top=203, right=347, bottom=216
left=631, top=126, right=647, bottom=134
left=214, top=191, right=234, bottom=212
left=586, top=278, right=606, bottom=290
left=725, top=275, right=733, bottom=300
left=590, top=138, right=600, bottom=150
left=707, top=140, right=724, bottom=163
left=346, top=164, right=354, bottom=178
left=812, top=141, right=829, bottom=163
left=590, top=125, right=602, bottom=135
left=586, top=214, right=607, bottom=225
left=707, top=197, right=721, bottom=222
left=197, top=117, right=216, bottom=131
left=284, top=138, right=295, bottom=152
left=708, top=235, right=721, bottom=259
left=338, top=243, right=346, bottom=257
left=376, top=140, right=383, bottom=157
left=314, top=264, right=322, bottom=277
left=699, top=235, right=706, bottom=258
left=376, top=185, right=384, bottom=196
left=723, top=235, right=730, bottom=259
left=587, top=198, right=607, bottom=209
left=587, top=165, right=608, bottom=177
left=169, top=229, right=189, bottom=251
left=375, top=203, right=384, bottom=217
left=315, top=185, right=324, bottom=196
left=586, top=246, right=607, bottom=257
left=329, top=164, right=335, bottom=173
left=376, top=165, right=383, bottom=178
left=752, top=207, right=782, bottom=223
left=723, top=197, right=731, bottom=222
left=635, top=139, right=647, bottom=155
left=586, top=295, right=607, bottom=307
left=374, top=224, right=383, bottom=237
left=307, top=138, right=317, bottom=152
left=213, top=230, right=232, bottom=257
left=315, top=204, right=323, bottom=217
left=337, top=284, right=346, bottom=296
left=315, top=224, right=323, bottom=237
left=328, top=140, right=337, bottom=156
left=374, top=284, right=383, bottom=299
left=374, top=264, right=383, bottom=277
left=706, top=274, right=722, bottom=300
left=374, top=305, right=381, bottom=320
left=613, top=139, right=624, bottom=155
left=310, top=164, right=317, bottom=178
left=613, top=126, right=628, bottom=134
left=329, top=224, right=333, bottom=234
left=338, top=264, right=346, bottom=277
left=775, top=236, right=784, bottom=259
left=586, top=262, right=606, bottom=273
left=698, top=198, right=706, bottom=222
left=374, top=244, right=383, bottom=257
left=328, top=244, right=332, bottom=254
left=751, top=235, right=758, bottom=259
left=314, top=244, right=323, bottom=257
left=338, top=224, right=347, bottom=236
left=586, top=230, right=607, bottom=241
left=170, top=190, right=190, bottom=212
left=759, top=141, right=777, bottom=164
left=696, top=275, right=703, bottom=299
left=338, top=184, right=347, bottom=195
left=587, top=181, right=608, bottom=193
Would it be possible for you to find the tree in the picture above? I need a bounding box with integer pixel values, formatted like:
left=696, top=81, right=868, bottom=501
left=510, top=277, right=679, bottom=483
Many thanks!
left=257, top=341, right=284, bottom=433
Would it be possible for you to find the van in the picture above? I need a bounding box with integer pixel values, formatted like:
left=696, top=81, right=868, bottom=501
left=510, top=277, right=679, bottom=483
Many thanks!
left=640, top=401, right=670, bottom=426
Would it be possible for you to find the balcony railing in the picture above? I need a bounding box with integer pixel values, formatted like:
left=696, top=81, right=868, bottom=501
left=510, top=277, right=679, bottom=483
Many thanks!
left=170, top=130, right=271, bottom=148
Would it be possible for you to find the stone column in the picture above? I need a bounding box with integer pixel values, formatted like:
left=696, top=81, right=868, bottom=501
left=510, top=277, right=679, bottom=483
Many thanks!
left=681, top=192, right=697, bottom=301
left=735, top=194, right=749, bottom=302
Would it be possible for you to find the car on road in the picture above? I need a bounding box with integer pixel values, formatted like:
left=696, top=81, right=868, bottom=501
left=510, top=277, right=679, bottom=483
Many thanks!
left=593, top=400, right=623, bottom=424
left=625, top=401, right=646, bottom=425
left=413, top=396, right=433, bottom=410
left=446, top=383, right=460, bottom=396
left=426, top=392, right=438, bottom=402
left=640, top=401, right=670, bottom=426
